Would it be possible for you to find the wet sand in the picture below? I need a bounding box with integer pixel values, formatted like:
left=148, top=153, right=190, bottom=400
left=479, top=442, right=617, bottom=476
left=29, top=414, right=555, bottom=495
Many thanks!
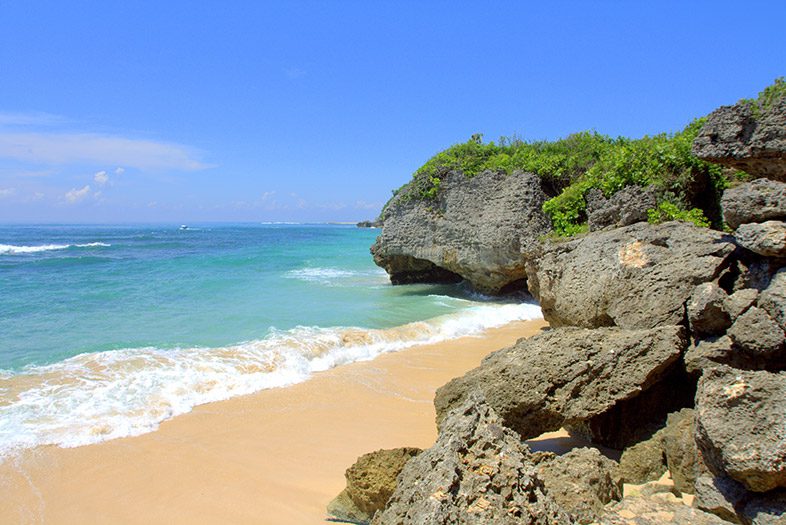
left=0, top=319, right=548, bottom=525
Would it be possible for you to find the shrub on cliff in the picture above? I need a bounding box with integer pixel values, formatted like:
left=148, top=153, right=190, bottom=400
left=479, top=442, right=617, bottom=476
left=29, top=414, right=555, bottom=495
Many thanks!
left=389, top=121, right=726, bottom=235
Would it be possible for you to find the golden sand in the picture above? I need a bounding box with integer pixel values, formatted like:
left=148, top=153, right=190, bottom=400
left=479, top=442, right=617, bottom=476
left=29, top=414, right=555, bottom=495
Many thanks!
left=0, top=319, right=548, bottom=525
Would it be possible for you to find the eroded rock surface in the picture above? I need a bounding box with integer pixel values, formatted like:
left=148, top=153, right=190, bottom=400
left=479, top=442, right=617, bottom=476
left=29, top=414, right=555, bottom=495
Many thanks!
left=585, top=185, right=657, bottom=232
left=525, top=222, right=736, bottom=329
left=434, top=326, right=687, bottom=448
left=538, top=447, right=622, bottom=524
left=372, top=394, right=571, bottom=525
left=372, top=170, right=552, bottom=294
left=695, top=366, right=786, bottom=492
left=693, top=99, right=786, bottom=182
left=720, top=178, right=786, bottom=229
left=735, top=221, right=786, bottom=258
left=327, top=447, right=421, bottom=524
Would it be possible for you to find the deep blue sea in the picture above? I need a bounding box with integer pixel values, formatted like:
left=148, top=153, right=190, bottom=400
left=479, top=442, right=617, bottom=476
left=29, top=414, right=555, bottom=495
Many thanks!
left=0, top=224, right=540, bottom=455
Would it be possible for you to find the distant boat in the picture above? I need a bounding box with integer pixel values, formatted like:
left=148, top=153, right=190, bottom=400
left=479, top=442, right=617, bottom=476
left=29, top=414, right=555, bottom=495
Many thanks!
left=179, top=225, right=188, bottom=230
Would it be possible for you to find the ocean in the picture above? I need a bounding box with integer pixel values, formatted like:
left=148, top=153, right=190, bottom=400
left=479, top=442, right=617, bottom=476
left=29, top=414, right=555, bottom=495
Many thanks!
left=0, top=224, right=541, bottom=456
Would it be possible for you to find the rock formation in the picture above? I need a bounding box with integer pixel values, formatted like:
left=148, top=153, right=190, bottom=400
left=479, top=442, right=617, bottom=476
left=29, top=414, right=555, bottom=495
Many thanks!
left=327, top=447, right=421, bottom=524
left=332, top=84, right=786, bottom=525
left=693, top=98, right=786, bottom=181
left=371, top=394, right=571, bottom=525
left=524, top=222, right=736, bottom=330
left=371, top=170, right=552, bottom=294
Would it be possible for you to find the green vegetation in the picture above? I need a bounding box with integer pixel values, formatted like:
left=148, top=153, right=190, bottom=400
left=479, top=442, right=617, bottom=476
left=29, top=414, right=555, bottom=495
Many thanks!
left=739, top=76, right=785, bottom=117
left=390, top=78, right=786, bottom=235
left=393, top=120, right=725, bottom=235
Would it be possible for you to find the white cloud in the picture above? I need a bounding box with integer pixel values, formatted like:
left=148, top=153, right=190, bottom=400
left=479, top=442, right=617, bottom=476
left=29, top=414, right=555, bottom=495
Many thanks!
left=0, top=132, right=210, bottom=171
left=0, top=187, right=15, bottom=198
left=115, top=167, right=125, bottom=175
left=65, top=185, right=91, bottom=203
left=0, top=111, right=67, bottom=127
left=94, top=170, right=109, bottom=185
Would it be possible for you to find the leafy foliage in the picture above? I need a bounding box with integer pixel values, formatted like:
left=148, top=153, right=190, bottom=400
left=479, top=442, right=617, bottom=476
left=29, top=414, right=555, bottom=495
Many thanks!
left=392, top=119, right=725, bottom=235
left=739, top=76, right=786, bottom=117
left=646, top=201, right=710, bottom=228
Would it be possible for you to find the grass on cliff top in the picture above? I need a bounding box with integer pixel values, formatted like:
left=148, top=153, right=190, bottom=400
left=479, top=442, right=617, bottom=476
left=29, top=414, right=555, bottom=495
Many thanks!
left=390, top=121, right=725, bottom=236
left=739, top=76, right=785, bottom=117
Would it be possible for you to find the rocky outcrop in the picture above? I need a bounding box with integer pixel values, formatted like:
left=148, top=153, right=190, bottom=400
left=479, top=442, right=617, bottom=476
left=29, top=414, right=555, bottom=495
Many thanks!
left=693, top=98, right=786, bottom=181
left=585, top=185, right=657, bottom=232
left=524, top=222, right=736, bottom=329
left=434, top=326, right=687, bottom=448
left=327, top=447, right=421, bottom=524
left=688, top=283, right=733, bottom=336
left=660, top=409, right=697, bottom=495
left=720, top=178, right=786, bottom=229
left=735, top=221, right=786, bottom=257
left=619, top=434, right=667, bottom=485
left=357, top=220, right=383, bottom=228
left=371, top=394, right=571, bottom=525
left=600, top=492, right=730, bottom=524
left=371, top=170, right=552, bottom=294
left=537, top=447, right=622, bottom=524
left=695, top=366, right=786, bottom=493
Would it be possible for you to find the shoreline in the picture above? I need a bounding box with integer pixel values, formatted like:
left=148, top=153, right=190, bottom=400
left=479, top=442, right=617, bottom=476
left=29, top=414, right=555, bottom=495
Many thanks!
left=0, top=318, right=547, bottom=524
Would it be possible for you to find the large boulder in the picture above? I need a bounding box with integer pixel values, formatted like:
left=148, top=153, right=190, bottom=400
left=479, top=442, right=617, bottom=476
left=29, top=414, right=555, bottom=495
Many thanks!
left=371, top=170, right=551, bottom=294
left=585, top=185, right=657, bottom=232
left=371, top=394, right=571, bottom=525
left=537, top=447, right=622, bottom=524
left=327, top=447, right=421, bottom=524
left=434, top=326, right=687, bottom=449
left=695, top=366, right=786, bottom=492
left=524, top=222, right=736, bottom=329
left=720, top=178, right=786, bottom=229
left=742, top=489, right=786, bottom=525
left=759, top=268, right=786, bottom=331
left=693, top=98, right=786, bottom=182
left=619, top=433, right=667, bottom=485
left=726, top=306, right=786, bottom=364
left=688, top=283, right=732, bottom=337
left=735, top=221, right=786, bottom=258
left=694, top=473, right=748, bottom=524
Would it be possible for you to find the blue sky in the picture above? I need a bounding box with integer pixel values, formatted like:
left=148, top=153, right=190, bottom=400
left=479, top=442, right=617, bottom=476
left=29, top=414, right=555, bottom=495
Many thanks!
left=0, top=1, right=783, bottom=223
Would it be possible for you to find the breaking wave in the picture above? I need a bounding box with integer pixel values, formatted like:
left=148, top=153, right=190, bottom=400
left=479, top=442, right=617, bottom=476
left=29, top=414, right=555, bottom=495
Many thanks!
left=0, top=242, right=111, bottom=255
left=0, top=302, right=541, bottom=456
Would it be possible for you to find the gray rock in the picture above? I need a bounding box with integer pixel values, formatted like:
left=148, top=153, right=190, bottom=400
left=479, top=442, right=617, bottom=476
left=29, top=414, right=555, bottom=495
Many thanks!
left=434, top=326, right=687, bottom=448
left=619, top=431, right=667, bottom=484
left=600, top=493, right=730, bottom=524
left=371, top=394, right=571, bottom=525
left=695, top=367, right=786, bottom=492
left=694, top=473, right=748, bottom=524
left=524, top=222, right=736, bottom=329
left=725, top=289, right=760, bottom=320
left=742, top=489, right=786, bottom=525
left=728, top=257, right=778, bottom=292
left=736, top=221, right=786, bottom=257
left=538, top=447, right=622, bottom=524
left=693, top=99, right=786, bottom=182
left=586, top=185, right=658, bottom=232
left=727, top=306, right=786, bottom=362
left=688, top=283, right=732, bottom=336
left=327, top=447, right=421, bottom=524
left=372, top=170, right=552, bottom=294
left=760, top=269, right=786, bottom=331
left=685, top=336, right=747, bottom=374
left=661, top=409, right=696, bottom=495
left=721, top=179, right=786, bottom=229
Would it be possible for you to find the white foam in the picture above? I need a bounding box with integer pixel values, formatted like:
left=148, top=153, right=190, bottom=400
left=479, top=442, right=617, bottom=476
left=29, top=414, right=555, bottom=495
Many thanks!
left=286, top=267, right=389, bottom=286
left=0, top=242, right=111, bottom=255
left=0, top=302, right=541, bottom=457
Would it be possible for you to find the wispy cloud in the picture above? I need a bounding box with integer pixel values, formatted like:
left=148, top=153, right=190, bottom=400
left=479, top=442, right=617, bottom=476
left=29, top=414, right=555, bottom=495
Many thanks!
left=0, top=111, right=68, bottom=127
left=64, top=185, right=91, bottom=203
left=0, top=132, right=211, bottom=171
left=0, top=187, right=15, bottom=198
left=94, top=170, right=109, bottom=185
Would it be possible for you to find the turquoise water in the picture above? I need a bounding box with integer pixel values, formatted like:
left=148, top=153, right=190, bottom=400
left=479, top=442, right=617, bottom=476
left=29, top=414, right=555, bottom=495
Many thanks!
left=0, top=224, right=541, bottom=454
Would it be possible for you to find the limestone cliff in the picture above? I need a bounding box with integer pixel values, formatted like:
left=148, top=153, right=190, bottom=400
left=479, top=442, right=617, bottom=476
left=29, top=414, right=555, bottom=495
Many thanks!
left=371, top=169, right=551, bottom=295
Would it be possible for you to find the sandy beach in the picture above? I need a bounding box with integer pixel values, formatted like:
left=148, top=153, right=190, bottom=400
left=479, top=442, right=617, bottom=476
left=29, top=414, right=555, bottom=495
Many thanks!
left=0, top=319, right=548, bottom=525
